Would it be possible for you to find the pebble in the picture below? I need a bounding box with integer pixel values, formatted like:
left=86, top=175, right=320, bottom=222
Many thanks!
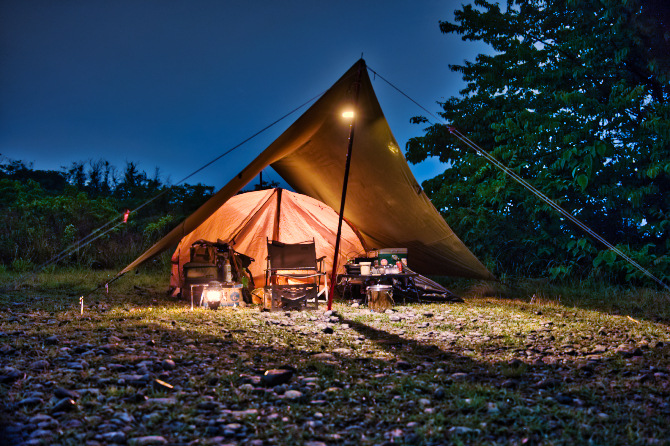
left=18, top=397, right=43, bottom=407
left=449, top=426, right=478, bottom=434
left=100, top=431, right=126, bottom=443
left=29, top=359, right=50, bottom=370
left=396, top=360, right=412, bottom=370
left=145, top=397, right=177, bottom=405
left=54, top=387, right=80, bottom=400
left=450, top=372, right=469, bottom=381
left=161, top=359, right=176, bottom=370
left=30, top=414, right=56, bottom=425
left=29, top=429, right=53, bottom=439
left=130, top=435, right=168, bottom=445
left=283, top=390, right=303, bottom=400
left=52, top=397, right=77, bottom=412
left=262, top=368, right=294, bottom=387
left=114, top=411, right=135, bottom=423
left=0, top=344, right=14, bottom=354
left=554, top=393, right=573, bottom=405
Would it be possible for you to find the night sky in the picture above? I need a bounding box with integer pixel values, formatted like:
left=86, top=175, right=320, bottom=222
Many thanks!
left=1, top=0, right=489, bottom=189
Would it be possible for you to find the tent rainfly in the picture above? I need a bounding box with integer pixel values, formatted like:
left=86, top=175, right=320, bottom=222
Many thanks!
left=121, top=58, right=494, bottom=282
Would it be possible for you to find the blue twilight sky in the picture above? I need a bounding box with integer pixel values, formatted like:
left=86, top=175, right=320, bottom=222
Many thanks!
left=0, top=0, right=489, bottom=189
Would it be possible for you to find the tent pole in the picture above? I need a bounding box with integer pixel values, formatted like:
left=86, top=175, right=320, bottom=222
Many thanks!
left=328, top=59, right=364, bottom=310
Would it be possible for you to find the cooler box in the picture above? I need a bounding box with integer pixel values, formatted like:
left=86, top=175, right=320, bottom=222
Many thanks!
left=377, top=248, right=408, bottom=267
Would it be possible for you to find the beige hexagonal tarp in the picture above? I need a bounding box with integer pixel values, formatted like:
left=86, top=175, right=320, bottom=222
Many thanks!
left=120, top=59, right=493, bottom=282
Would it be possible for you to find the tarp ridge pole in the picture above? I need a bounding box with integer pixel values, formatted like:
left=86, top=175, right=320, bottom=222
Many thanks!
left=328, top=60, right=365, bottom=310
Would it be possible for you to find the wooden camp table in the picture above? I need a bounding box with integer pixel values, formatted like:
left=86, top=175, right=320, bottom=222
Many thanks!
left=336, top=272, right=417, bottom=301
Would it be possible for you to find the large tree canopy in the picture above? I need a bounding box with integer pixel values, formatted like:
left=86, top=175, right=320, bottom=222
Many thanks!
left=407, top=0, right=670, bottom=283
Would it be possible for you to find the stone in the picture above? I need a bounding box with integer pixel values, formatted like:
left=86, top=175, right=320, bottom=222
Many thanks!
left=552, top=393, right=572, bottom=405
left=262, top=369, right=294, bottom=387
left=52, top=398, right=77, bottom=412
left=114, top=411, right=135, bottom=423
left=130, top=436, right=168, bottom=446
left=283, top=390, right=303, bottom=400
left=44, top=335, right=59, bottom=345
left=17, top=397, right=43, bottom=407
left=30, top=414, right=56, bottom=425
left=145, top=397, right=177, bottom=405
left=54, top=387, right=80, bottom=400
left=161, top=359, right=176, bottom=370
left=501, top=379, right=518, bottom=388
left=197, top=401, right=219, bottom=411
left=487, top=402, right=500, bottom=414
left=535, top=378, right=562, bottom=388
left=101, top=431, right=126, bottom=443
left=396, top=360, right=412, bottom=370
left=449, top=426, right=479, bottom=435
left=450, top=372, right=469, bottom=381
left=29, top=359, right=50, bottom=370
left=592, top=345, right=608, bottom=354
left=0, top=367, right=24, bottom=384
left=29, top=429, right=53, bottom=439
left=0, top=344, right=15, bottom=355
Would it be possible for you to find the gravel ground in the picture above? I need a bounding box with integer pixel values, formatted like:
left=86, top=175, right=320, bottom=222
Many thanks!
left=1, top=288, right=669, bottom=445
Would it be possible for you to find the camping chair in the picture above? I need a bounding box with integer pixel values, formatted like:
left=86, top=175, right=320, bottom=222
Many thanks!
left=264, top=238, right=327, bottom=311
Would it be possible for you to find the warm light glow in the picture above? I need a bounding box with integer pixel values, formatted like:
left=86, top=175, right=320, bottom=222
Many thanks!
left=342, top=110, right=355, bottom=119
left=206, top=290, right=222, bottom=302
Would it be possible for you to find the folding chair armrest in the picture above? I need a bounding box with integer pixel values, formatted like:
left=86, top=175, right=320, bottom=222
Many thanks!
left=316, top=256, right=327, bottom=273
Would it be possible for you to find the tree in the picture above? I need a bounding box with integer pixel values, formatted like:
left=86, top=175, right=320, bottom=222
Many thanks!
left=407, top=0, right=670, bottom=283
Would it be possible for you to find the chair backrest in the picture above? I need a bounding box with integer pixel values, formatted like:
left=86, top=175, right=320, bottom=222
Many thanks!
left=267, top=239, right=317, bottom=270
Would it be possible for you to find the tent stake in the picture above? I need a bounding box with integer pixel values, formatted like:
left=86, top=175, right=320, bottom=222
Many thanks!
left=328, top=59, right=365, bottom=310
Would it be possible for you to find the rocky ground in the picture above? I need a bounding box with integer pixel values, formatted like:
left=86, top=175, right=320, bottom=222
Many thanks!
left=1, top=285, right=669, bottom=445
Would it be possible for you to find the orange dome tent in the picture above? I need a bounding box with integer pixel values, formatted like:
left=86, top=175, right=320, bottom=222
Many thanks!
left=170, top=188, right=366, bottom=293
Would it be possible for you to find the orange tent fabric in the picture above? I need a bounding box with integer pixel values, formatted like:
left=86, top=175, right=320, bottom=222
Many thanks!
left=170, top=188, right=365, bottom=289
left=121, top=59, right=494, bottom=281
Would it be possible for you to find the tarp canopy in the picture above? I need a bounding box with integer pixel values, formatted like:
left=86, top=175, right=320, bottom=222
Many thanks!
left=121, top=58, right=494, bottom=280
left=170, top=188, right=366, bottom=288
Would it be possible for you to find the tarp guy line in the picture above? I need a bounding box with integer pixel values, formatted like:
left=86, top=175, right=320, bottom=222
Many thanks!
left=367, top=66, right=668, bottom=291
left=14, top=89, right=329, bottom=294
left=448, top=127, right=670, bottom=292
